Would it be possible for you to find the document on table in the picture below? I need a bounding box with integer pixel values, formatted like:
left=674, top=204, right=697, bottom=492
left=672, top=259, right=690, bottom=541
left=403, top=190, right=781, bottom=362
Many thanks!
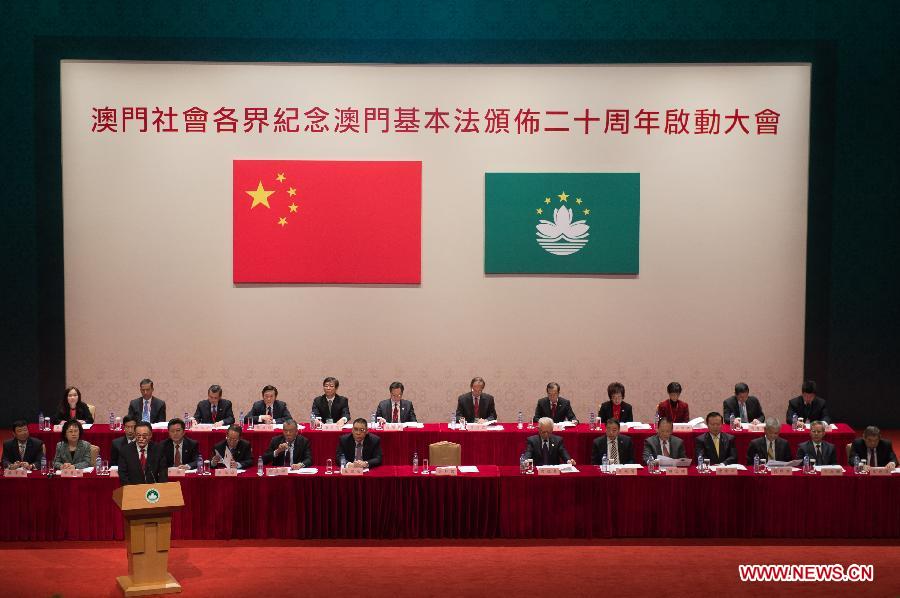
left=485, top=425, right=504, bottom=431
left=767, top=459, right=803, bottom=468
left=82, top=424, right=93, bottom=430
left=555, top=421, right=577, bottom=428
left=402, top=422, right=425, bottom=428
left=287, top=468, right=319, bottom=475
left=609, top=464, right=642, bottom=471
left=656, top=456, right=692, bottom=467
left=815, top=465, right=844, bottom=472
left=458, top=466, right=479, bottom=473
left=687, top=417, right=706, bottom=428
left=623, top=422, right=651, bottom=430
left=710, top=464, right=747, bottom=471
left=151, top=422, right=169, bottom=430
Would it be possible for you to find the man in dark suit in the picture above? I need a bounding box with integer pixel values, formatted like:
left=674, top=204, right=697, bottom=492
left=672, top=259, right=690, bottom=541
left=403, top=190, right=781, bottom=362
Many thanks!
left=1, top=420, right=44, bottom=470
left=694, top=412, right=737, bottom=465
left=591, top=419, right=634, bottom=465
left=532, top=382, right=578, bottom=423
left=455, top=376, right=498, bottom=423
left=598, top=381, right=634, bottom=423
left=642, top=418, right=686, bottom=463
left=211, top=425, right=254, bottom=469
left=110, top=416, right=138, bottom=465
left=312, top=376, right=351, bottom=424
left=193, top=384, right=235, bottom=426
left=375, top=381, right=417, bottom=424
left=747, top=418, right=792, bottom=464
left=118, top=422, right=168, bottom=485
left=524, top=417, right=575, bottom=466
left=126, top=378, right=167, bottom=424
left=796, top=420, right=838, bottom=465
left=336, top=418, right=382, bottom=468
left=161, top=418, right=200, bottom=470
left=263, top=419, right=312, bottom=468
left=785, top=379, right=831, bottom=424
left=248, top=385, right=292, bottom=425
left=723, top=382, right=765, bottom=424
left=850, top=426, right=898, bottom=470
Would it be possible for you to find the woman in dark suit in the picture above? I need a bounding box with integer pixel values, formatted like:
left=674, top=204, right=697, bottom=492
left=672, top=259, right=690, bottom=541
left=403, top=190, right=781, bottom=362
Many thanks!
left=598, top=381, right=634, bottom=423
left=52, top=419, right=93, bottom=470
left=53, top=386, right=94, bottom=424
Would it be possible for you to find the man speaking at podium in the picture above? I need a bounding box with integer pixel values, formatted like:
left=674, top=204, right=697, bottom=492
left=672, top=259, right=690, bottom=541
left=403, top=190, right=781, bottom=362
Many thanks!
left=118, top=421, right=169, bottom=485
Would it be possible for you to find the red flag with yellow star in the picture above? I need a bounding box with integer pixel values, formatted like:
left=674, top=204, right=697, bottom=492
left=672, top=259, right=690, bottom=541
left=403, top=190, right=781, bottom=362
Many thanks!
left=233, top=160, right=421, bottom=283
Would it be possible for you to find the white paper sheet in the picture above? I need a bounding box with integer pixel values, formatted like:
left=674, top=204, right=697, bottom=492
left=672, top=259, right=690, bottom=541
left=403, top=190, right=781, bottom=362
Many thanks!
left=150, top=422, right=168, bottom=430
left=815, top=465, right=844, bottom=472
left=656, top=456, right=692, bottom=467
left=457, top=466, right=479, bottom=473
left=287, top=468, right=319, bottom=474
left=710, top=463, right=747, bottom=471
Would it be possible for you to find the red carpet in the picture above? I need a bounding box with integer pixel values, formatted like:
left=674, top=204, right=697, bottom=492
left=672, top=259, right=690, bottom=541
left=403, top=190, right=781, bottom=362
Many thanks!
left=4, top=539, right=898, bottom=597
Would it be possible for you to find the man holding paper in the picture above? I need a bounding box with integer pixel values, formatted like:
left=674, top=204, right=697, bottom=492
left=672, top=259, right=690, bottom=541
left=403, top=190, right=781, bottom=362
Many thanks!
left=746, top=418, right=792, bottom=465
left=263, top=419, right=312, bottom=469
left=591, top=419, right=634, bottom=465
left=532, top=382, right=578, bottom=424
left=336, top=418, right=382, bottom=468
left=524, top=417, right=575, bottom=466
left=796, top=420, right=837, bottom=465
left=694, top=412, right=737, bottom=465
left=722, top=382, right=764, bottom=424
left=642, top=417, right=686, bottom=462
left=375, top=381, right=417, bottom=424
left=455, top=377, right=497, bottom=423
left=211, top=425, right=253, bottom=469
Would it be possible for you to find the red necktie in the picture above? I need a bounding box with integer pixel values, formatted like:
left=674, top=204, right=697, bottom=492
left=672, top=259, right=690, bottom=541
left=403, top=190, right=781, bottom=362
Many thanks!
left=211, top=404, right=217, bottom=421
left=551, top=402, right=557, bottom=420
left=392, top=403, right=399, bottom=423
left=662, top=441, right=670, bottom=457
left=174, top=444, right=182, bottom=466
left=140, top=448, right=147, bottom=471
left=474, top=396, right=479, bottom=418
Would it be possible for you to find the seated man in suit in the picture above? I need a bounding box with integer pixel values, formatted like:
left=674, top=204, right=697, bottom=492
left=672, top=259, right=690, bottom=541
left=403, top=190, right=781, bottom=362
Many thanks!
left=118, top=421, right=168, bottom=485
left=110, top=416, right=137, bottom=466
left=126, top=378, right=167, bottom=424
left=263, top=419, right=312, bottom=469
left=1, top=420, right=44, bottom=470
left=723, top=382, right=765, bottom=425
left=193, top=384, right=235, bottom=426
left=336, top=418, right=382, bottom=468
left=642, top=417, right=686, bottom=463
left=532, top=382, right=578, bottom=424
left=747, top=418, right=792, bottom=464
left=249, top=385, right=292, bottom=425
left=375, top=381, right=417, bottom=424
left=656, top=381, right=690, bottom=423
left=850, top=426, right=898, bottom=471
left=455, top=376, right=498, bottom=423
left=524, top=417, right=576, bottom=466
left=599, top=381, right=633, bottom=424
left=785, top=379, right=831, bottom=424
left=161, top=418, right=200, bottom=470
left=796, top=420, right=838, bottom=465
left=312, top=377, right=351, bottom=425
left=211, top=425, right=253, bottom=469
left=591, top=418, right=634, bottom=465
left=694, top=412, right=737, bottom=465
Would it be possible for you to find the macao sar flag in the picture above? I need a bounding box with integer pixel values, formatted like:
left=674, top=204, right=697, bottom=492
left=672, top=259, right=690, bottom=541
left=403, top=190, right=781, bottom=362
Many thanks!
left=233, top=160, right=421, bottom=284
left=484, top=173, right=639, bottom=274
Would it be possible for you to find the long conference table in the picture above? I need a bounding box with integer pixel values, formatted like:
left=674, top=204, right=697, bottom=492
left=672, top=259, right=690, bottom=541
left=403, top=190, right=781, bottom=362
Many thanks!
left=31, top=422, right=858, bottom=467
left=1, top=465, right=897, bottom=541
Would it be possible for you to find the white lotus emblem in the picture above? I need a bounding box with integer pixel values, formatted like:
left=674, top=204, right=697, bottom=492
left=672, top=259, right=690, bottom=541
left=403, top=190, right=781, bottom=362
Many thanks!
left=536, top=205, right=590, bottom=255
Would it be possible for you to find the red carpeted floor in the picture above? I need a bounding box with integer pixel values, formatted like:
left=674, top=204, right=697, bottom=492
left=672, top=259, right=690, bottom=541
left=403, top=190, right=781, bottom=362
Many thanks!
left=3, top=539, right=898, bottom=597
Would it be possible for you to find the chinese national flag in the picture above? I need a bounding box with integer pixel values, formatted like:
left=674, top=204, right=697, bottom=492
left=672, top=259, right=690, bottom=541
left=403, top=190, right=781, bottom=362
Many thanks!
left=233, top=160, right=421, bottom=283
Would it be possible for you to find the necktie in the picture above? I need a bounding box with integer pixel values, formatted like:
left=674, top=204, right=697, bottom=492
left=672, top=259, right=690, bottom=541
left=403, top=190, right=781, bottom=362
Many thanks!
left=392, top=403, right=400, bottom=423
left=174, top=444, right=182, bottom=466
left=211, top=404, right=217, bottom=421
left=712, top=435, right=720, bottom=458
left=286, top=443, right=293, bottom=465
left=142, top=400, right=150, bottom=422
left=740, top=403, right=748, bottom=421
left=815, top=444, right=822, bottom=463
left=140, top=448, right=147, bottom=471
left=868, top=448, right=875, bottom=467
left=355, top=442, right=363, bottom=461
left=610, top=440, right=619, bottom=464
left=541, top=441, right=550, bottom=465
left=550, top=402, right=557, bottom=420
left=267, top=405, right=273, bottom=418
left=474, top=396, right=480, bottom=418
left=662, top=440, right=670, bottom=457
left=767, top=440, right=774, bottom=460
left=19, top=443, right=27, bottom=460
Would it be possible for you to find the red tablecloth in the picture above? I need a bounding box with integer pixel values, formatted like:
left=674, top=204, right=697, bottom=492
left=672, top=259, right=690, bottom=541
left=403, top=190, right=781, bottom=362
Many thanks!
left=28, top=423, right=858, bottom=467
left=0, top=465, right=896, bottom=540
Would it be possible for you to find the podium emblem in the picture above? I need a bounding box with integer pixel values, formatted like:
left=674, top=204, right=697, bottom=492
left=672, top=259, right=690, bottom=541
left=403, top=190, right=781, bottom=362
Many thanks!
left=144, top=488, right=160, bottom=504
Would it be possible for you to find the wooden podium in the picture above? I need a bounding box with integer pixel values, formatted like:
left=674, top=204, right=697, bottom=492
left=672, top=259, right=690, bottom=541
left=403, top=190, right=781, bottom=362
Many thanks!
left=112, top=482, right=185, bottom=596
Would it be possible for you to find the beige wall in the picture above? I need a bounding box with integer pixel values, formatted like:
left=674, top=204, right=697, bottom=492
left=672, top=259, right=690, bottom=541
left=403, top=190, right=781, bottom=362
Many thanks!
left=61, top=62, right=810, bottom=424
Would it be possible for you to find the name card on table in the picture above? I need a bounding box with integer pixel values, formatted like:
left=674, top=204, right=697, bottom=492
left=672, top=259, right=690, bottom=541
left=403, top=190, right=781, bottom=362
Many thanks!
left=266, top=467, right=290, bottom=476
left=167, top=467, right=186, bottom=477
left=382, top=422, right=404, bottom=431
left=191, top=424, right=214, bottom=431
left=59, top=469, right=83, bottom=477
left=672, top=423, right=693, bottom=432
left=341, top=466, right=364, bottom=476
left=320, top=423, right=341, bottom=432
left=715, top=467, right=738, bottom=476
left=215, top=468, right=238, bottom=477
left=536, top=466, right=561, bottom=476
left=748, top=423, right=766, bottom=432
left=4, top=468, right=27, bottom=477
left=769, top=467, right=793, bottom=476
left=615, top=467, right=637, bottom=476
left=466, top=423, right=488, bottom=431
left=819, top=467, right=844, bottom=476
left=663, top=467, right=688, bottom=476
left=53, top=424, right=63, bottom=432
left=434, top=466, right=458, bottom=476
left=868, top=467, right=890, bottom=476
left=254, top=424, right=275, bottom=431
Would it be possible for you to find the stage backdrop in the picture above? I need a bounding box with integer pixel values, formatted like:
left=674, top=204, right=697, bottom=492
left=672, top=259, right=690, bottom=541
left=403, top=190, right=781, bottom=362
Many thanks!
left=61, top=62, right=810, bottom=424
